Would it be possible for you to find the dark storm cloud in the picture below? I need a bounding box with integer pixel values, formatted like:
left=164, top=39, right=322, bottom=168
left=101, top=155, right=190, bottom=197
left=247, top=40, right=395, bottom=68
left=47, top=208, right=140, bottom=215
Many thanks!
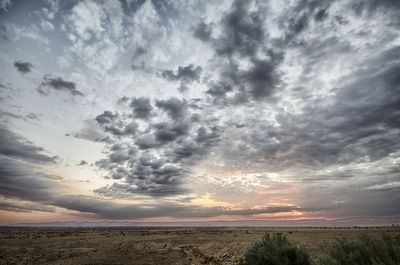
left=160, top=64, right=202, bottom=83
left=14, top=61, right=33, bottom=74
left=130, top=97, right=153, bottom=119
left=0, top=125, right=54, bottom=163
left=38, top=75, right=83, bottom=96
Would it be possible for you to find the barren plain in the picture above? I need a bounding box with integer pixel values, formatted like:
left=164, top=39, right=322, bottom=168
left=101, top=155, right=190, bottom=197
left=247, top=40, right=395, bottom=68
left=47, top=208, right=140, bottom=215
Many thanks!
left=0, top=227, right=399, bottom=265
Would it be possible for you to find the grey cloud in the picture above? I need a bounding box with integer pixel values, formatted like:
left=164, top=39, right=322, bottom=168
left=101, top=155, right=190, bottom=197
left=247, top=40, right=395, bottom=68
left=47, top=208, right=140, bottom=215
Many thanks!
left=0, top=125, right=54, bottom=163
left=91, top=94, right=223, bottom=198
left=216, top=48, right=400, bottom=173
left=170, top=140, right=200, bottom=162
left=131, top=47, right=154, bottom=73
left=161, top=64, right=202, bottom=83
left=193, top=22, right=212, bottom=42
left=132, top=46, right=147, bottom=60
left=130, top=97, right=153, bottom=119
left=123, top=121, right=138, bottom=135
left=73, top=120, right=112, bottom=143
left=104, top=126, right=124, bottom=136
left=0, top=156, right=56, bottom=202
left=95, top=112, right=138, bottom=137
left=213, top=0, right=265, bottom=58
left=0, top=200, right=55, bottom=213
left=206, top=81, right=232, bottom=99
left=78, top=160, right=88, bottom=166
left=195, top=126, right=219, bottom=143
left=39, top=75, right=83, bottom=96
left=314, top=9, right=328, bottom=21
left=95, top=111, right=118, bottom=124
left=53, top=193, right=309, bottom=219
left=0, top=149, right=314, bottom=218
left=153, top=120, right=189, bottom=143
left=155, top=97, right=188, bottom=120
left=135, top=134, right=162, bottom=149
left=14, top=61, right=33, bottom=74
left=0, top=0, right=12, bottom=11
left=194, top=0, right=283, bottom=103
left=109, top=151, right=130, bottom=163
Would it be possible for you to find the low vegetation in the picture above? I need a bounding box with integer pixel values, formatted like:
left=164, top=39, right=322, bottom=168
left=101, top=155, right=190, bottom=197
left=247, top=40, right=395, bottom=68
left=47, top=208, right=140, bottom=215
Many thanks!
left=245, top=232, right=400, bottom=265
left=317, top=234, right=400, bottom=265
left=245, top=232, right=311, bottom=265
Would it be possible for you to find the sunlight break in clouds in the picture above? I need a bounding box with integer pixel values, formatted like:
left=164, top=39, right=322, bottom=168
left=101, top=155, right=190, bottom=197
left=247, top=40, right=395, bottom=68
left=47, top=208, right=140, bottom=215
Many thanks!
left=0, top=0, right=399, bottom=223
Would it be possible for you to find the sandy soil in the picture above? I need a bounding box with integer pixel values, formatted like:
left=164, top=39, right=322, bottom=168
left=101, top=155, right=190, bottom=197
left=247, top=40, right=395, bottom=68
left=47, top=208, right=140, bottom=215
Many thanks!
left=0, top=227, right=399, bottom=265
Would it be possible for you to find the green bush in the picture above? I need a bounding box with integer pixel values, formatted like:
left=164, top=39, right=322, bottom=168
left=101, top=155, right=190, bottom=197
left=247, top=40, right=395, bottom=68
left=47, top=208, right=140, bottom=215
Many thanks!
left=318, top=234, right=400, bottom=265
left=245, top=232, right=311, bottom=265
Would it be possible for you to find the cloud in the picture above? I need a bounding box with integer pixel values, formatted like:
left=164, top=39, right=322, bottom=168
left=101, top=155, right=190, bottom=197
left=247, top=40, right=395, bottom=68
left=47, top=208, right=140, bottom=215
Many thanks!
left=0, top=23, right=48, bottom=43
left=95, top=111, right=118, bottom=124
left=78, top=160, right=88, bottom=166
left=130, top=97, right=153, bottom=120
left=0, top=0, right=12, bottom=11
left=155, top=97, right=188, bottom=121
left=160, top=64, right=202, bottom=83
left=87, top=95, right=222, bottom=199
left=38, top=75, right=83, bottom=96
left=66, top=0, right=106, bottom=41
left=0, top=125, right=55, bottom=163
left=13, top=61, right=33, bottom=74
left=193, top=22, right=212, bottom=42
left=0, top=156, right=57, bottom=202
left=73, top=119, right=111, bottom=143
left=192, top=0, right=283, bottom=103
left=0, top=200, right=55, bottom=213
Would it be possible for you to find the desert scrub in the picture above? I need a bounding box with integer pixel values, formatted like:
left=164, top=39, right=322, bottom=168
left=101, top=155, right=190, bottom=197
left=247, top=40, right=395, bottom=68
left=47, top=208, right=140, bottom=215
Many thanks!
left=318, top=233, right=400, bottom=265
left=245, top=232, right=311, bottom=265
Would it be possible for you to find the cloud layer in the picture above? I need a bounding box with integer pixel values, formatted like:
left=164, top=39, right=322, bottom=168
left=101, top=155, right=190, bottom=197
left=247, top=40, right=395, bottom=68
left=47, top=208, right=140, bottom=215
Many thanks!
left=0, top=0, right=399, bottom=221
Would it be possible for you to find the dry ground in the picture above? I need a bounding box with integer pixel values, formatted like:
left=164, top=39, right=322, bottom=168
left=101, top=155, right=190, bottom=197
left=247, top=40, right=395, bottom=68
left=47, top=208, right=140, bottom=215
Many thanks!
left=0, top=227, right=399, bottom=265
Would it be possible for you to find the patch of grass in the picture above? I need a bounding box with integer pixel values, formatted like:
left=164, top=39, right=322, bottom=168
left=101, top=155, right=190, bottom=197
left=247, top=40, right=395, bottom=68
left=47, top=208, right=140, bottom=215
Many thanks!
left=245, top=232, right=311, bottom=265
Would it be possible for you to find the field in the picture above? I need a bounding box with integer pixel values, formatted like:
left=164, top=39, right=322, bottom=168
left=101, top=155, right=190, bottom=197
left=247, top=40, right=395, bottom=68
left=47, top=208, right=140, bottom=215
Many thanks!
left=0, top=227, right=399, bottom=265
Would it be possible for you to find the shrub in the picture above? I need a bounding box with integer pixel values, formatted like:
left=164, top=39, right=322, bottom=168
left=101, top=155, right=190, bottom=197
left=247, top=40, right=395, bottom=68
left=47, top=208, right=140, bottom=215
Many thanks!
left=245, top=232, right=311, bottom=265
left=318, top=234, right=400, bottom=265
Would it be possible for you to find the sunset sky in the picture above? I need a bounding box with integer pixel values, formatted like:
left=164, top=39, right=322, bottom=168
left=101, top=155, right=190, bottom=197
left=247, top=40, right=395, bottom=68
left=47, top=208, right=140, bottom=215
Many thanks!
left=0, top=0, right=399, bottom=224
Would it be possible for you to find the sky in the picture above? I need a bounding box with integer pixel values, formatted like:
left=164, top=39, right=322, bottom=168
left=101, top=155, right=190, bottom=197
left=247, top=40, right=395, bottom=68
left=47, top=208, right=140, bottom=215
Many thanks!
left=0, top=0, right=399, bottom=224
